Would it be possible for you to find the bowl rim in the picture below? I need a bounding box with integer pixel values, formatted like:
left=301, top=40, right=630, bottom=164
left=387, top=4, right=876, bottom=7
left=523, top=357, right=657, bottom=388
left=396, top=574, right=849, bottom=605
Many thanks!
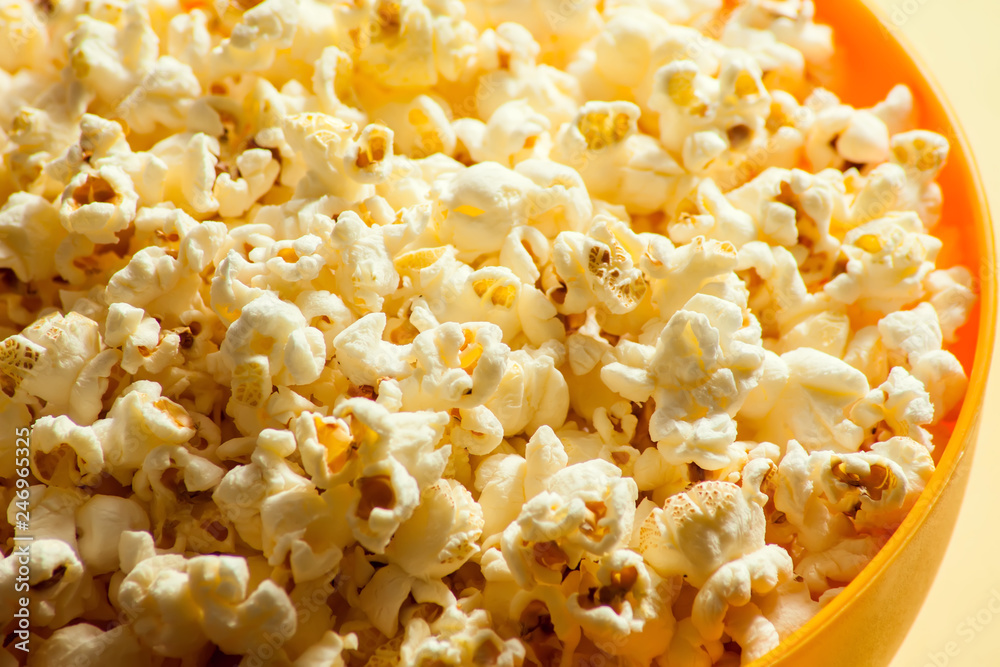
left=745, top=0, right=998, bottom=663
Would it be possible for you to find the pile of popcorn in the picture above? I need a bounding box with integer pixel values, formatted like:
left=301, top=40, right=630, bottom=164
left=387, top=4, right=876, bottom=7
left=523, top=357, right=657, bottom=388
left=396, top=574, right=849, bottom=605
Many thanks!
left=0, top=0, right=977, bottom=665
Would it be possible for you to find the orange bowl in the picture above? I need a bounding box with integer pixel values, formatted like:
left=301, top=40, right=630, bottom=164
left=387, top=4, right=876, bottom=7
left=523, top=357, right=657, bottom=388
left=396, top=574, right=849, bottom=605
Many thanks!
left=746, top=1, right=997, bottom=665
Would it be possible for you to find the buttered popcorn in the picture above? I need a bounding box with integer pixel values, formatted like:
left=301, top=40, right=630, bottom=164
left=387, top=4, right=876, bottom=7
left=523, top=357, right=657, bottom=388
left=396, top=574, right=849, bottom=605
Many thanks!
left=0, top=0, right=976, bottom=665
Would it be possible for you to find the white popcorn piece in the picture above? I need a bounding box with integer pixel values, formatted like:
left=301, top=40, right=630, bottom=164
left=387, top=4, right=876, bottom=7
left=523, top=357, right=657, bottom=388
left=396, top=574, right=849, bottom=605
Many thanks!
left=484, top=343, right=570, bottom=436
left=29, top=416, right=105, bottom=487
left=925, top=266, right=976, bottom=343
left=565, top=550, right=678, bottom=664
left=213, top=437, right=313, bottom=551
left=332, top=312, right=411, bottom=387
left=455, top=99, right=551, bottom=166
left=727, top=0, right=834, bottom=67
left=553, top=215, right=649, bottom=315
left=221, top=291, right=326, bottom=390
left=851, top=366, right=934, bottom=450
left=502, top=449, right=638, bottom=588
left=293, top=630, right=358, bottom=667
left=259, top=487, right=352, bottom=583
left=7, top=486, right=85, bottom=553
left=431, top=161, right=538, bottom=259
left=752, top=348, right=869, bottom=453
left=384, top=478, right=484, bottom=579
left=133, top=445, right=226, bottom=503
left=878, top=303, right=968, bottom=420
left=0, top=537, right=89, bottom=629
left=638, top=481, right=792, bottom=641
left=814, top=437, right=933, bottom=530
left=552, top=99, right=683, bottom=213
left=97, top=381, right=197, bottom=483
left=804, top=90, right=892, bottom=171
left=669, top=179, right=758, bottom=249
left=475, top=452, right=528, bottom=540
left=66, top=6, right=159, bottom=106
left=291, top=411, right=356, bottom=489
left=333, top=398, right=450, bottom=553
left=399, top=321, right=509, bottom=411
left=210, top=248, right=268, bottom=326
left=603, top=294, right=764, bottom=469
left=825, top=213, right=942, bottom=315
left=399, top=604, right=525, bottom=667
left=375, top=95, right=457, bottom=159
left=327, top=210, right=399, bottom=313
left=105, top=245, right=187, bottom=314
left=890, top=130, right=949, bottom=227
left=796, top=536, right=884, bottom=597
left=9, top=311, right=117, bottom=424
left=75, top=495, right=151, bottom=574
left=149, top=132, right=222, bottom=216
left=280, top=112, right=371, bottom=201
left=204, top=0, right=300, bottom=81
left=29, top=623, right=149, bottom=667
left=0, top=193, right=66, bottom=282
left=214, top=148, right=282, bottom=218
left=646, top=235, right=741, bottom=322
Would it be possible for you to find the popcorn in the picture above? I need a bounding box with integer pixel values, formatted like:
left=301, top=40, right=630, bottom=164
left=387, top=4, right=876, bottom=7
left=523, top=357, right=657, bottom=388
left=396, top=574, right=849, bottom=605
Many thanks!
left=384, top=478, right=484, bottom=579
left=259, top=487, right=351, bottom=583
left=501, top=438, right=639, bottom=588
left=188, top=555, right=297, bottom=654
left=602, top=294, right=765, bottom=469
left=803, top=90, right=894, bottom=171
left=2, top=538, right=91, bottom=628
left=431, top=161, right=538, bottom=259
left=825, top=213, right=942, bottom=315
left=75, top=495, right=151, bottom=574
left=399, top=603, right=525, bottom=667
left=0, top=193, right=66, bottom=282
left=97, top=381, right=197, bottom=483
left=118, top=550, right=299, bottom=658
left=30, top=623, right=149, bottom=667
left=851, top=366, right=934, bottom=450
left=2, top=2, right=974, bottom=664
left=638, top=481, right=793, bottom=641
left=333, top=398, right=450, bottom=552
left=553, top=215, right=649, bottom=315
left=3, top=311, right=117, bottom=425
left=878, top=303, right=968, bottom=420
left=925, top=267, right=976, bottom=343
left=399, top=321, right=509, bottom=411
left=214, top=148, right=282, bottom=218
left=66, top=6, right=159, bottom=107
left=454, top=99, right=551, bottom=166
left=213, top=434, right=313, bottom=551
left=752, top=348, right=870, bottom=453
left=484, top=342, right=570, bottom=436
left=332, top=313, right=411, bottom=387
left=375, top=95, right=456, bottom=159
left=326, top=210, right=400, bottom=313
left=221, top=291, right=326, bottom=389
left=552, top=100, right=683, bottom=213
left=149, top=132, right=222, bottom=216
left=565, top=550, right=678, bottom=664
left=29, top=415, right=105, bottom=487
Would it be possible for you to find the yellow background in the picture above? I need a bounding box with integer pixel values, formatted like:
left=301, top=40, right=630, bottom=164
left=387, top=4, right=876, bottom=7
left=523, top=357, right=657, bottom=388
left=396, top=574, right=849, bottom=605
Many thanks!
left=859, top=0, right=1000, bottom=665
